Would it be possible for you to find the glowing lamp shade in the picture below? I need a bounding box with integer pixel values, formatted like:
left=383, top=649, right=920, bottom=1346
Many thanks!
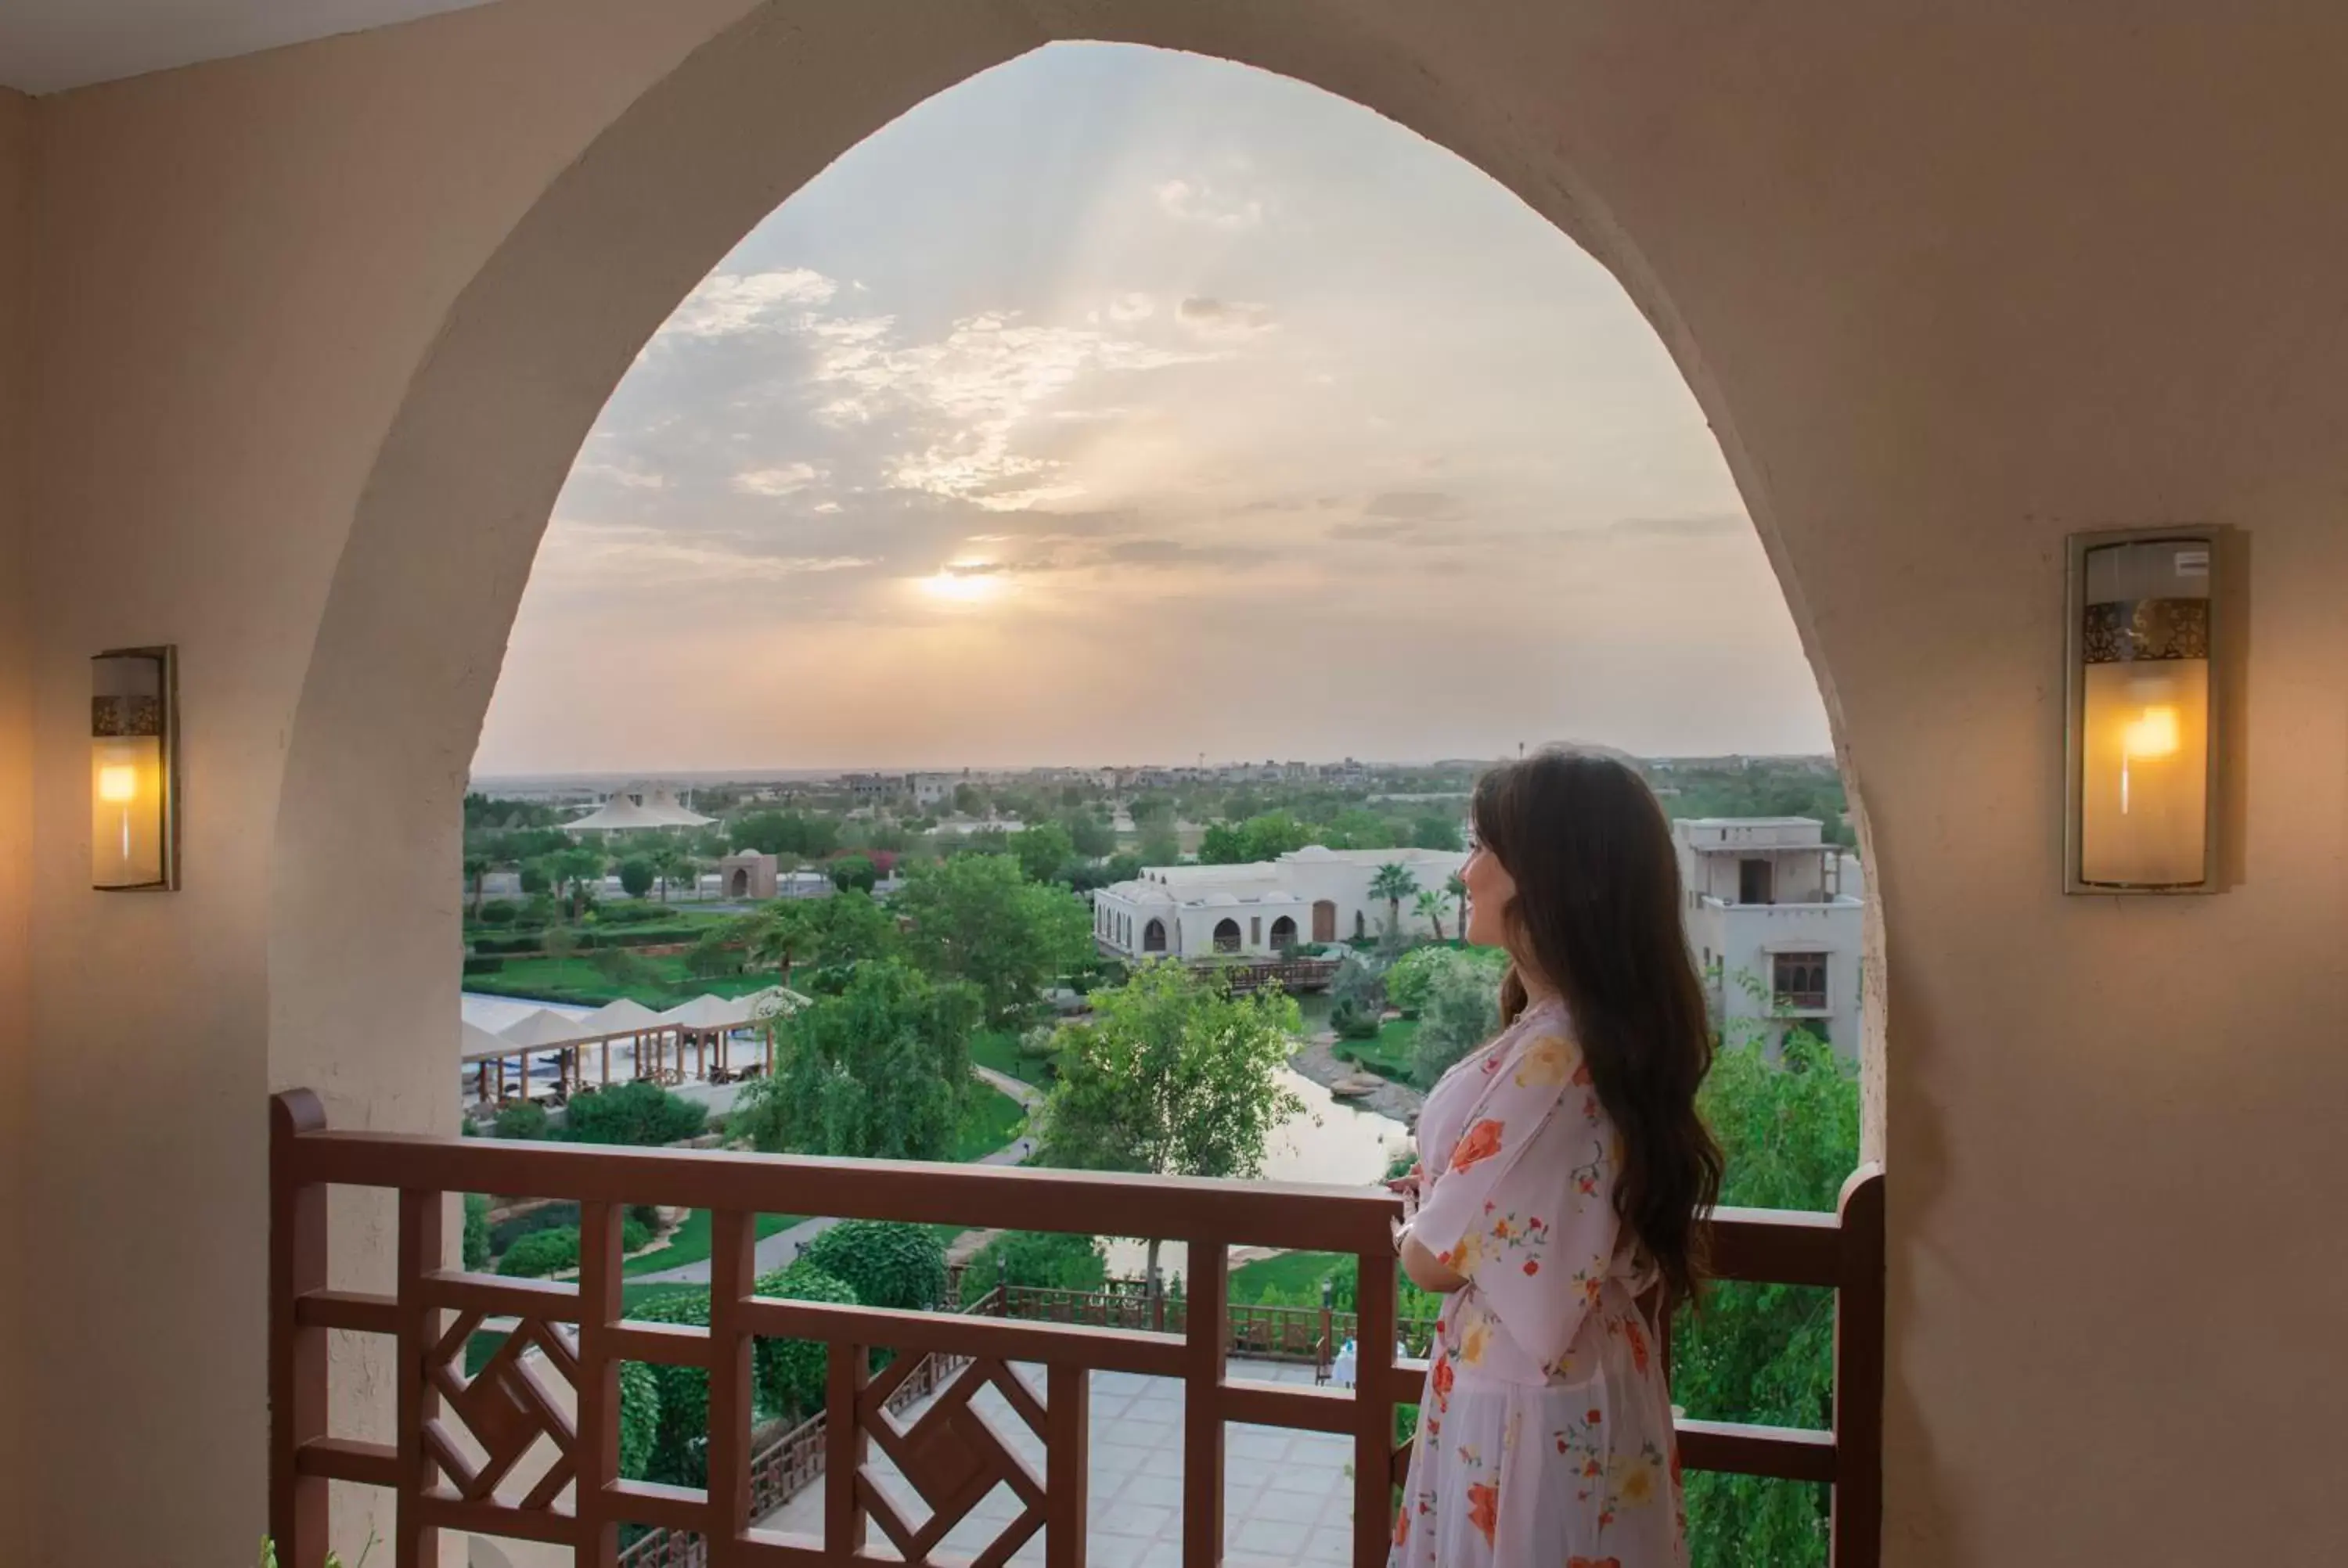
left=2065, top=534, right=2217, bottom=893
left=91, top=646, right=179, bottom=891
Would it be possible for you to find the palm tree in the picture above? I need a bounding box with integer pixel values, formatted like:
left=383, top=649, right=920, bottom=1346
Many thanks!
left=649, top=843, right=693, bottom=904
left=1445, top=872, right=1469, bottom=941
left=462, top=854, right=491, bottom=920
left=1413, top=887, right=1449, bottom=942
left=1369, top=862, right=1420, bottom=938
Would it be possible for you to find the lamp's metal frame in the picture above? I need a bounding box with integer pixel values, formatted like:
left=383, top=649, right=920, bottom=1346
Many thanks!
left=91, top=643, right=180, bottom=893
left=2062, top=530, right=2220, bottom=895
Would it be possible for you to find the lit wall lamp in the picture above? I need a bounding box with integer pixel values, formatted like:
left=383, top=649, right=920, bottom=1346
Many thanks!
left=91, top=646, right=179, bottom=891
left=2064, top=531, right=2218, bottom=894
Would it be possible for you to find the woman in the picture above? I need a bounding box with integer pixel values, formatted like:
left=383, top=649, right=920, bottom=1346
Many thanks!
left=1391, top=749, right=1723, bottom=1568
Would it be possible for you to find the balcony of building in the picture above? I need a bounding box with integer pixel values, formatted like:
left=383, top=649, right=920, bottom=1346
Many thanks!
left=272, top=1091, right=1885, bottom=1568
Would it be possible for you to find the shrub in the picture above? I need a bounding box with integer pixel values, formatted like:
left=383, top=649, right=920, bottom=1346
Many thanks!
left=497, top=1228, right=579, bottom=1278
left=1408, top=951, right=1507, bottom=1084
left=629, top=1292, right=713, bottom=1485
left=460, top=955, right=505, bottom=976
left=477, top=900, right=522, bottom=926
left=590, top=947, right=660, bottom=988
left=621, top=1217, right=654, bottom=1254
left=488, top=1201, right=576, bottom=1253
left=618, top=858, right=657, bottom=898
left=630, top=1203, right=664, bottom=1231
left=751, top=1262, right=860, bottom=1419
left=462, top=1193, right=491, bottom=1270
left=492, top=1099, right=549, bottom=1141
left=798, top=1221, right=948, bottom=1314
left=562, top=1080, right=706, bottom=1147
left=966, top=1230, right=1107, bottom=1293
left=617, top=1360, right=660, bottom=1480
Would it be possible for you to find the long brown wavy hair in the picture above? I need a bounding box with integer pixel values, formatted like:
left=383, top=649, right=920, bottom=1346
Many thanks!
left=1472, top=747, right=1723, bottom=1302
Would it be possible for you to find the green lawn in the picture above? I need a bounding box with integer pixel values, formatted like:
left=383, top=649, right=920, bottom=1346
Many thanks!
left=1333, top=1016, right=1420, bottom=1083
left=1230, top=1249, right=1351, bottom=1305
left=967, top=1028, right=1053, bottom=1086
left=466, top=955, right=777, bottom=1009
left=950, top=1083, right=1031, bottom=1162
left=621, top=1208, right=807, bottom=1277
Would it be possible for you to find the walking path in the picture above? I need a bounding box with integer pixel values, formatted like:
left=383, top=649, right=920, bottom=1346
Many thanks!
left=630, top=1066, right=1044, bottom=1284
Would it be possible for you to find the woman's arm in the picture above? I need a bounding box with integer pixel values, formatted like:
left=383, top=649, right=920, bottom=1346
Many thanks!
left=1399, top=1230, right=1468, bottom=1293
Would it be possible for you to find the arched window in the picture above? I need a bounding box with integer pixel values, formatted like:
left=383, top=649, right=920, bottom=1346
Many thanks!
left=1269, top=915, right=1297, bottom=950
left=1212, top=918, right=1242, bottom=953
left=1143, top=919, right=1168, bottom=952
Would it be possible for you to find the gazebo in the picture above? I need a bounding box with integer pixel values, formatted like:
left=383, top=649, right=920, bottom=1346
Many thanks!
left=575, top=996, right=669, bottom=1089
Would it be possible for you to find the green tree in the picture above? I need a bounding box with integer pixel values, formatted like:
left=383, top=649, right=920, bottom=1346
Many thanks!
left=462, top=1193, right=492, bottom=1270
left=798, top=1221, right=949, bottom=1313
left=1065, top=811, right=1118, bottom=859
left=827, top=854, right=877, bottom=894
left=1321, top=808, right=1397, bottom=851
left=544, top=845, right=607, bottom=920
left=752, top=1261, right=862, bottom=1421
left=1369, top=861, right=1420, bottom=937
left=1137, top=824, right=1182, bottom=866
left=733, top=958, right=978, bottom=1161
left=1412, top=887, right=1449, bottom=941
left=462, top=854, right=492, bottom=920
left=1675, top=1024, right=1859, bottom=1568
left=617, top=857, right=655, bottom=899
left=1445, top=871, right=1469, bottom=937
left=648, top=843, right=696, bottom=903
left=953, top=782, right=985, bottom=815
left=1410, top=952, right=1504, bottom=1082
left=966, top=1229, right=1108, bottom=1293
left=1413, top=815, right=1465, bottom=852
left=561, top=1081, right=705, bottom=1146
left=894, top=854, right=1093, bottom=1027
left=1014, top=822, right=1076, bottom=885
left=1037, top=962, right=1302, bottom=1291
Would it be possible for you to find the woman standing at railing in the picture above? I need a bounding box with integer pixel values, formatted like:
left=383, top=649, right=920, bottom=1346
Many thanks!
left=1390, top=749, right=1721, bottom=1568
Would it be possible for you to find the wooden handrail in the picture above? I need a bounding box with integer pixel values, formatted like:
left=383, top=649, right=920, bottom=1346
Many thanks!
left=269, top=1088, right=1882, bottom=1568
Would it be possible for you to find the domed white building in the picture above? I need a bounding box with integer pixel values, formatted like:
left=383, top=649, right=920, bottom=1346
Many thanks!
left=1091, top=844, right=1468, bottom=958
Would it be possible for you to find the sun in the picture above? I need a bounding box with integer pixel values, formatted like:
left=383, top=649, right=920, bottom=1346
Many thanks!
left=918, top=563, right=1008, bottom=604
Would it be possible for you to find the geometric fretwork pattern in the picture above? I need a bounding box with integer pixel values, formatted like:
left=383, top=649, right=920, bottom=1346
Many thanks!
left=421, top=1311, right=581, bottom=1514
left=859, top=1355, right=1048, bottom=1568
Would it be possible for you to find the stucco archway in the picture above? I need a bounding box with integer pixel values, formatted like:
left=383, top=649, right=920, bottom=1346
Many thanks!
left=261, top=4, right=1873, bottom=1548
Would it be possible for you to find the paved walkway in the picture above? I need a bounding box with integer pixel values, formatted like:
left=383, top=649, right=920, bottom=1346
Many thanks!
left=758, top=1358, right=1358, bottom=1567
left=630, top=1068, right=1043, bottom=1285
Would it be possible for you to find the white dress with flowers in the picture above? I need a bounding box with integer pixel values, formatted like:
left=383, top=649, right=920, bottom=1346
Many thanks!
left=1391, top=997, right=1686, bottom=1568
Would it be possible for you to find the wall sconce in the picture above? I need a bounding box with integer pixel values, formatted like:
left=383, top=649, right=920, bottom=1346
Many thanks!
left=91, top=646, right=179, bottom=891
left=2064, top=531, right=2217, bottom=894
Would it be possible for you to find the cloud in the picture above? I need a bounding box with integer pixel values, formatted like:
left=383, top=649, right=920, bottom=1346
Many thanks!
left=533, top=521, right=876, bottom=588
left=571, top=458, right=668, bottom=491
left=664, top=268, right=838, bottom=338
left=733, top=462, right=822, bottom=496
left=1107, top=293, right=1156, bottom=322
left=1155, top=178, right=1264, bottom=229
left=1364, top=490, right=1459, bottom=520
left=1176, top=296, right=1277, bottom=342
left=1609, top=512, right=1747, bottom=539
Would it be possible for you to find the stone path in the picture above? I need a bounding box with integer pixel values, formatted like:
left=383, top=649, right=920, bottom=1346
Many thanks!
left=630, top=1067, right=1044, bottom=1284
left=757, top=1358, right=1360, bottom=1566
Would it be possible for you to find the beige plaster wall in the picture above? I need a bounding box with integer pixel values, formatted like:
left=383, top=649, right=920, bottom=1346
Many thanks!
left=0, top=81, right=33, bottom=1552
left=11, top=2, right=2347, bottom=1566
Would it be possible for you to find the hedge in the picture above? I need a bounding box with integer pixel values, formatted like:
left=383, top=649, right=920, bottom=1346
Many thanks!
left=492, top=1099, right=549, bottom=1141
left=497, top=1228, right=579, bottom=1278
left=491, top=1201, right=663, bottom=1257
left=563, top=1081, right=705, bottom=1147
left=469, top=925, right=708, bottom=957
left=462, top=955, right=506, bottom=976
left=798, top=1222, right=947, bottom=1314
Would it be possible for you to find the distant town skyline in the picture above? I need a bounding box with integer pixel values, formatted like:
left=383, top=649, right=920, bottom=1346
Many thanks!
left=474, top=43, right=1833, bottom=775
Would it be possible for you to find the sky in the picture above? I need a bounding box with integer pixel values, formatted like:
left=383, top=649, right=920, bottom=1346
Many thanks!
left=473, top=43, right=1831, bottom=776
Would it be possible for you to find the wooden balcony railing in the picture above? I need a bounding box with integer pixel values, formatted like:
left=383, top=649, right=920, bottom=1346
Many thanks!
left=269, top=1088, right=1883, bottom=1568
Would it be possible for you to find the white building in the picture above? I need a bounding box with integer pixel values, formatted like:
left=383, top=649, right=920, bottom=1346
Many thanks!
left=907, top=771, right=959, bottom=807
left=1093, top=844, right=1468, bottom=959
left=1676, top=817, right=1864, bottom=1056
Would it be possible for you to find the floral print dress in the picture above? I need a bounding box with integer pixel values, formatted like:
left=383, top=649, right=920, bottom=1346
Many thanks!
left=1392, top=997, right=1685, bottom=1568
